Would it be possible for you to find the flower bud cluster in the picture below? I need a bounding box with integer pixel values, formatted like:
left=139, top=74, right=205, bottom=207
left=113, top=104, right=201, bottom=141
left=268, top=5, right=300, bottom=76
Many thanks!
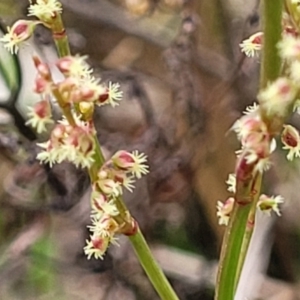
left=215, top=2, right=300, bottom=227
left=84, top=150, right=148, bottom=259
left=37, top=117, right=96, bottom=168
left=0, top=0, right=150, bottom=264
left=216, top=173, right=284, bottom=225
left=0, top=0, right=63, bottom=54
left=25, top=54, right=123, bottom=137
left=55, top=56, right=122, bottom=108
left=233, top=104, right=274, bottom=176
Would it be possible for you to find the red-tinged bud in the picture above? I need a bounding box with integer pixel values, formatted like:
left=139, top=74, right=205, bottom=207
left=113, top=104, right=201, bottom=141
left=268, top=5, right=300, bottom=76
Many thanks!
left=78, top=132, right=94, bottom=155
left=56, top=55, right=92, bottom=78
left=0, top=20, right=40, bottom=54
left=69, top=89, right=82, bottom=103
left=26, top=99, right=54, bottom=134
left=123, top=218, right=138, bottom=236
left=84, top=234, right=111, bottom=259
left=56, top=56, right=74, bottom=74
left=81, top=86, right=96, bottom=100
left=34, top=75, right=51, bottom=94
left=91, top=236, right=109, bottom=252
left=92, top=192, right=108, bottom=211
left=239, top=32, right=263, bottom=57
left=33, top=55, right=51, bottom=79
left=258, top=77, right=296, bottom=117
left=97, top=178, right=120, bottom=196
left=100, top=216, right=119, bottom=233
left=113, top=172, right=126, bottom=184
left=51, top=124, right=66, bottom=141
left=58, top=77, right=78, bottom=93
left=98, top=92, right=109, bottom=103
left=281, top=124, right=300, bottom=160
left=282, top=124, right=299, bottom=147
left=111, top=150, right=135, bottom=171
left=235, top=153, right=255, bottom=183
left=33, top=100, right=51, bottom=119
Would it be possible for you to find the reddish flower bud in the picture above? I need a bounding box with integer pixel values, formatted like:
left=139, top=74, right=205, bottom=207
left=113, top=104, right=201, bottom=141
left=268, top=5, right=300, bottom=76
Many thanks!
left=33, top=55, right=51, bottom=80
left=0, top=20, right=40, bottom=54
left=281, top=124, right=300, bottom=160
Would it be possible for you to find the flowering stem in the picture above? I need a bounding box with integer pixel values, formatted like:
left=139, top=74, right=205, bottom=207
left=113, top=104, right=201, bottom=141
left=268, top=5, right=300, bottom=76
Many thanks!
left=215, top=194, right=253, bottom=299
left=129, top=227, right=179, bottom=300
left=50, top=9, right=179, bottom=300
left=215, top=1, right=283, bottom=299
left=234, top=173, right=262, bottom=288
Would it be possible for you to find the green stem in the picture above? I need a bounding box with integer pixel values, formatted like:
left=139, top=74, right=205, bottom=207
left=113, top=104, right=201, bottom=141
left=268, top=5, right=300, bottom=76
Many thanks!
left=216, top=1, right=283, bottom=299
left=215, top=201, right=252, bottom=299
left=129, top=228, right=179, bottom=300
left=259, top=0, right=283, bottom=89
left=51, top=14, right=71, bottom=57
left=234, top=173, right=262, bottom=288
left=89, top=134, right=106, bottom=182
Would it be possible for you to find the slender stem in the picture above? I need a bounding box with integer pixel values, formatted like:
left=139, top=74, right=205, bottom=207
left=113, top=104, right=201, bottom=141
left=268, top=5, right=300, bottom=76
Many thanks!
left=129, top=228, right=179, bottom=300
left=215, top=199, right=252, bottom=299
left=50, top=6, right=179, bottom=300
left=259, top=0, right=282, bottom=89
left=234, top=173, right=262, bottom=288
left=89, top=133, right=106, bottom=182
left=51, top=14, right=71, bottom=57
left=215, top=1, right=283, bottom=299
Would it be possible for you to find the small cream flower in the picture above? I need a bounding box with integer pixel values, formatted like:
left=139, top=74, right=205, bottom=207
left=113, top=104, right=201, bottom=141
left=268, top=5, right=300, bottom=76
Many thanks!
left=97, top=178, right=122, bottom=197
left=112, top=170, right=136, bottom=192
left=84, top=235, right=111, bottom=260
left=112, top=150, right=149, bottom=179
left=240, top=32, right=263, bottom=57
left=91, top=191, right=119, bottom=217
left=56, top=55, right=92, bottom=79
left=26, top=100, right=54, bottom=133
left=243, top=102, right=259, bottom=115
left=28, top=0, right=62, bottom=22
left=0, top=20, right=39, bottom=54
left=88, top=214, right=119, bottom=237
left=107, top=82, right=123, bottom=107
left=257, top=194, right=284, bottom=216
left=37, top=141, right=64, bottom=167
left=281, top=124, right=300, bottom=160
left=216, top=197, right=235, bottom=226
left=226, top=173, right=236, bottom=193
left=258, top=77, right=296, bottom=117
left=278, top=34, right=300, bottom=61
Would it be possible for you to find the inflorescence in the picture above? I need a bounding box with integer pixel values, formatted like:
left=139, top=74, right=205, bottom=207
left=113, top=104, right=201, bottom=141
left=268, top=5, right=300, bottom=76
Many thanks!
left=0, top=0, right=149, bottom=259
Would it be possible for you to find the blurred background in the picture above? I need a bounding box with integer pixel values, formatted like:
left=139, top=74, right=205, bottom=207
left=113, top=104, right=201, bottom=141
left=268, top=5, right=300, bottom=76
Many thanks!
left=1, top=0, right=300, bottom=299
